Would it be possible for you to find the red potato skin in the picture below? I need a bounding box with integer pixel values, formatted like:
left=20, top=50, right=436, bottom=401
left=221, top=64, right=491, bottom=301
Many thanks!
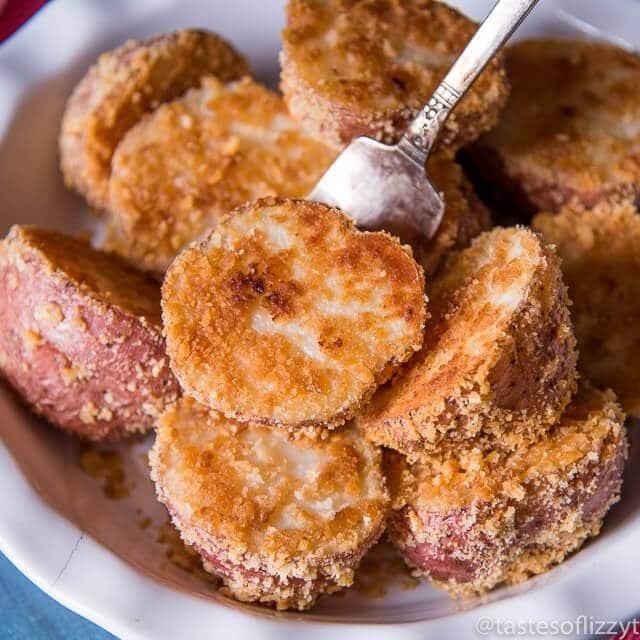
left=0, top=238, right=179, bottom=440
left=462, top=144, right=640, bottom=224
left=164, top=504, right=384, bottom=609
left=389, top=436, right=626, bottom=588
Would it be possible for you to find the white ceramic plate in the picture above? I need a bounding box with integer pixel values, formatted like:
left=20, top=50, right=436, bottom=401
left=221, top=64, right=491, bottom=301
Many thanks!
left=1, top=1, right=640, bottom=638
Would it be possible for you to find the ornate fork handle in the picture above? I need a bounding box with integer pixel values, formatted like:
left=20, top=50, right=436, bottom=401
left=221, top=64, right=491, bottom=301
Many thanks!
left=398, top=0, right=539, bottom=166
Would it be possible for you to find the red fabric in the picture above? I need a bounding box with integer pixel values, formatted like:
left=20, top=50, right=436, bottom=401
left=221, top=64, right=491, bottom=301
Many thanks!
left=613, top=628, right=640, bottom=640
left=0, top=0, right=49, bottom=43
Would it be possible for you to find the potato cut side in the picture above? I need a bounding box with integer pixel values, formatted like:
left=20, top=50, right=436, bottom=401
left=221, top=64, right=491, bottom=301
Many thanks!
left=467, top=38, right=640, bottom=218
left=359, top=226, right=577, bottom=457
left=161, top=197, right=427, bottom=430
left=386, top=384, right=627, bottom=595
left=533, top=197, right=640, bottom=417
left=105, top=76, right=338, bottom=274
left=0, top=225, right=179, bottom=440
left=149, top=397, right=389, bottom=610
left=60, top=29, right=249, bottom=209
left=280, top=0, right=508, bottom=151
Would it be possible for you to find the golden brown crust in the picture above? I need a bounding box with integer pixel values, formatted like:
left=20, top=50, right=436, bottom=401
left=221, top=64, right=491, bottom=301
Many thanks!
left=0, top=226, right=179, bottom=439
left=533, top=197, right=640, bottom=417
left=162, top=197, right=427, bottom=430
left=105, top=76, right=337, bottom=274
left=386, top=384, right=627, bottom=595
left=60, top=29, right=249, bottom=210
left=149, top=397, right=389, bottom=610
left=280, top=0, right=508, bottom=151
left=358, top=227, right=578, bottom=457
left=469, top=38, right=640, bottom=215
left=413, top=155, right=491, bottom=276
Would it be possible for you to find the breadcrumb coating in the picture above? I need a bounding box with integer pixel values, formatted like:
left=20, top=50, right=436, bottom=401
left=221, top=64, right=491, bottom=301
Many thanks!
left=415, top=155, right=491, bottom=276
left=0, top=226, right=179, bottom=439
left=60, top=29, right=249, bottom=209
left=533, top=197, right=640, bottom=417
left=162, top=197, right=426, bottom=430
left=105, top=76, right=337, bottom=274
left=359, top=227, right=577, bottom=457
left=280, top=0, right=508, bottom=150
left=149, top=397, right=389, bottom=609
left=469, top=38, right=640, bottom=217
left=386, top=384, right=627, bottom=595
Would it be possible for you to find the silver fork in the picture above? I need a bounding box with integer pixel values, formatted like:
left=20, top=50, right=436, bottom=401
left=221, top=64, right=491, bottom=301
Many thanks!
left=309, top=0, right=539, bottom=244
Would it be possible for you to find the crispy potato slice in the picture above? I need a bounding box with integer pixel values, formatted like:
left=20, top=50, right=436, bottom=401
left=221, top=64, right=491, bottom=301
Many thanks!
left=415, top=155, right=491, bottom=276
left=60, top=29, right=249, bottom=209
left=149, top=397, right=388, bottom=610
left=105, top=76, right=338, bottom=275
left=359, top=227, right=577, bottom=457
left=533, top=197, right=640, bottom=417
left=0, top=226, right=179, bottom=439
left=467, top=39, right=640, bottom=218
left=161, top=197, right=426, bottom=430
left=386, top=385, right=627, bottom=595
left=280, top=0, right=508, bottom=150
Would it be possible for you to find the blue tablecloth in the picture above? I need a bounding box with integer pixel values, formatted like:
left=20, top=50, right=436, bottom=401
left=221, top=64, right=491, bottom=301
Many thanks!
left=0, top=552, right=114, bottom=639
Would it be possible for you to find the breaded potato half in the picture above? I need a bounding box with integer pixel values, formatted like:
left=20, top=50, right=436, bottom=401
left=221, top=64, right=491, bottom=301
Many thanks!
left=533, top=198, right=640, bottom=417
left=60, top=29, right=249, bottom=209
left=359, top=227, right=577, bottom=457
left=415, top=155, right=491, bottom=276
left=467, top=39, right=640, bottom=218
left=162, top=197, right=426, bottom=430
left=149, top=397, right=389, bottom=610
left=105, top=76, right=337, bottom=275
left=386, top=385, right=627, bottom=596
left=0, top=226, right=179, bottom=440
left=280, top=0, right=508, bottom=151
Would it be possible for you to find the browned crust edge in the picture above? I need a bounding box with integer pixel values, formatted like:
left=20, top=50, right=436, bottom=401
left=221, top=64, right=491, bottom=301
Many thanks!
left=59, top=29, right=250, bottom=210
